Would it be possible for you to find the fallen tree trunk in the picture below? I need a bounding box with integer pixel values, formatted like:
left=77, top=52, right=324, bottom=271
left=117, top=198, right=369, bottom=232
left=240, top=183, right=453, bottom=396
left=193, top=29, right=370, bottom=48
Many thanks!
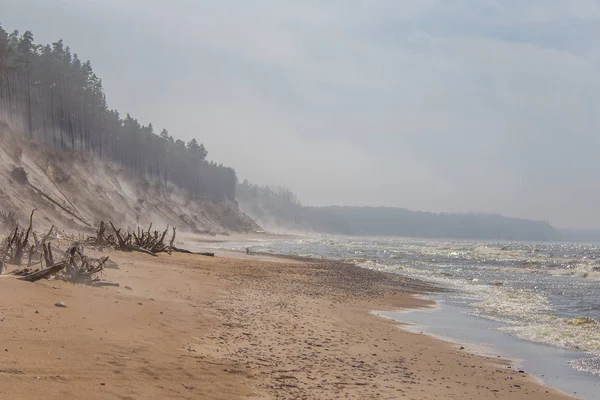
left=171, top=247, right=215, bottom=257
left=91, top=281, right=120, bottom=287
left=131, top=246, right=159, bottom=257
left=171, top=246, right=194, bottom=254
left=19, top=261, right=67, bottom=282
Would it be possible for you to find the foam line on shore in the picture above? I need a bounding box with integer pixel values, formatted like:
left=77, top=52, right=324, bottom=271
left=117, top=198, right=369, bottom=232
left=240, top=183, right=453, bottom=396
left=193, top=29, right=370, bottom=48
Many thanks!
left=376, top=301, right=600, bottom=399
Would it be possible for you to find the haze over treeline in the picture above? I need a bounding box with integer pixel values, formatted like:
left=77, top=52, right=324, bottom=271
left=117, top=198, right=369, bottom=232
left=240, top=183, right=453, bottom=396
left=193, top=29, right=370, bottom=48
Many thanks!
left=0, top=26, right=236, bottom=201
left=237, top=182, right=562, bottom=241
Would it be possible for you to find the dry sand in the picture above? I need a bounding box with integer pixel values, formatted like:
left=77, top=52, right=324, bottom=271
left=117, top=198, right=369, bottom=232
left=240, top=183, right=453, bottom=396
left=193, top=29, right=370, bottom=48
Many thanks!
left=0, top=251, right=577, bottom=399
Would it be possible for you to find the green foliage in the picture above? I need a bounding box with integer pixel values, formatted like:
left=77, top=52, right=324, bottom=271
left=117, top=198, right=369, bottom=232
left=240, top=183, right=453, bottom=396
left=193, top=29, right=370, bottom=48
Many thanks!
left=0, top=26, right=235, bottom=201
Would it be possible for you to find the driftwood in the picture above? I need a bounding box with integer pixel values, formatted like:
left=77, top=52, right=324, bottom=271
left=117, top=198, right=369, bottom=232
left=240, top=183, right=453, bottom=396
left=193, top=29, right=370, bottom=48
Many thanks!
left=64, top=244, right=109, bottom=282
left=91, top=281, right=120, bottom=287
left=131, top=246, right=158, bottom=257
left=88, top=221, right=177, bottom=256
left=86, top=221, right=113, bottom=249
left=13, top=245, right=108, bottom=283
left=131, top=224, right=176, bottom=254
left=1, top=209, right=37, bottom=265
left=1, top=211, right=108, bottom=284
left=171, top=247, right=194, bottom=254
left=19, top=261, right=67, bottom=282
left=171, top=247, right=215, bottom=257
left=109, top=221, right=131, bottom=250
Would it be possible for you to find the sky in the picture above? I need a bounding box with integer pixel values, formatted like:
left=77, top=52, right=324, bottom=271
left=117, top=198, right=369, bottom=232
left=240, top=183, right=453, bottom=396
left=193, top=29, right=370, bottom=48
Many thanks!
left=2, top=0, right=600, bottom=228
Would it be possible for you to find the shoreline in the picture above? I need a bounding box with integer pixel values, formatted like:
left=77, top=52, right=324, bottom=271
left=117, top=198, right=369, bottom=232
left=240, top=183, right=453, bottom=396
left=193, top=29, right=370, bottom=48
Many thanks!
left=0, top=250, right=577, bottom=399
left=376, top=304, right=599, bottom=399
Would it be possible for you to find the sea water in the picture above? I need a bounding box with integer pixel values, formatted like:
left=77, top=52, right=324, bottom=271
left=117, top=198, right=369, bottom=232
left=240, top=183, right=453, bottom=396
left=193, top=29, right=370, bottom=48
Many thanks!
left=210, top=237, right=600, bottom=394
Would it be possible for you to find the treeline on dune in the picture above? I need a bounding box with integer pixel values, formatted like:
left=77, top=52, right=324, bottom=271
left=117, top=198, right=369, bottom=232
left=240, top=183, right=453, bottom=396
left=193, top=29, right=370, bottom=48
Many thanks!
left=237, top=182, right=561, bottom=241
left=0, top=26, right=235, bottom=201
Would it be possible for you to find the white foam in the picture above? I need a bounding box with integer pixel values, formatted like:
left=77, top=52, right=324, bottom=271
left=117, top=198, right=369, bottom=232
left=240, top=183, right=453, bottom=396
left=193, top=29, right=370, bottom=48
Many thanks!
left=551, top=263, right=600, bottom=281
left=570, top=357, right=600, bottom=377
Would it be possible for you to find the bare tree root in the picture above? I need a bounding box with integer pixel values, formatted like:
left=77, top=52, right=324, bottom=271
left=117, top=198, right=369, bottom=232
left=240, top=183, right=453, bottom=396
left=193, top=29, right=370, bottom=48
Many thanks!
left=88, top=221, right=178, bottom=256
left=1, top=210, right=108, bottom=283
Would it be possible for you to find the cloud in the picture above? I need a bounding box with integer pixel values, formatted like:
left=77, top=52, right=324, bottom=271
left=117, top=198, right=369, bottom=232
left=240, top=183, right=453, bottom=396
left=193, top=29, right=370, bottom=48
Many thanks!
left=2, top=0, right=600, bottom=227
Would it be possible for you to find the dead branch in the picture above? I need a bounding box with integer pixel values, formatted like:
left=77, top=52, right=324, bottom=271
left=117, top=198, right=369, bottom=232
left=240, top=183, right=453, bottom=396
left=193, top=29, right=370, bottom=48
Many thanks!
left=43, top=242, right=54, bottom=267
left=168, top=227, right=176, bottom=254
left=1, top=210, right=38, bottom=265
left=23, top=209, right=36, bottom=246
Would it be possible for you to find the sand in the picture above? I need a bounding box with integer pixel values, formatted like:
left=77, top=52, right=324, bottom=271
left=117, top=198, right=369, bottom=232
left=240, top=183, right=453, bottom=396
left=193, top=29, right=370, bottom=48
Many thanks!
left=0, top=251, right=577, bottom=399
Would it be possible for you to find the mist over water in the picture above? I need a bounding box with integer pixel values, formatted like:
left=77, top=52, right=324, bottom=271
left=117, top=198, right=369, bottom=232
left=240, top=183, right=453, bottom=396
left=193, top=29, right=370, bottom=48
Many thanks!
left=213, top=236, right=600, bottom=378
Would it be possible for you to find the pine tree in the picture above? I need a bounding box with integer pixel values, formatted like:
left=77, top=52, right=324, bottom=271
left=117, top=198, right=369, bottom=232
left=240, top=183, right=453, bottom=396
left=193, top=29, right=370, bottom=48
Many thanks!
left=0, top=28, right=238, bottom=202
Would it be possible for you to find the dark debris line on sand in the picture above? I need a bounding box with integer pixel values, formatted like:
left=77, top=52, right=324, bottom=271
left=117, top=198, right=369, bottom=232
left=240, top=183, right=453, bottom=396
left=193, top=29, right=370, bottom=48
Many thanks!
left=254, top=252, right=447, bottom=297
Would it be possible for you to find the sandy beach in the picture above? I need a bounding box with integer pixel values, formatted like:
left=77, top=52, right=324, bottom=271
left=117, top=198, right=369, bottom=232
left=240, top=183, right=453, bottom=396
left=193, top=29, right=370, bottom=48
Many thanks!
left=0, top=250, right=577, bottom=399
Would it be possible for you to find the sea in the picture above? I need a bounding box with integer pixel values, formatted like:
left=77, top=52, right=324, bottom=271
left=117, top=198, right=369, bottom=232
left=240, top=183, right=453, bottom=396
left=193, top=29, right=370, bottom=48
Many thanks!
left=206, top=236, right=600, bottom=398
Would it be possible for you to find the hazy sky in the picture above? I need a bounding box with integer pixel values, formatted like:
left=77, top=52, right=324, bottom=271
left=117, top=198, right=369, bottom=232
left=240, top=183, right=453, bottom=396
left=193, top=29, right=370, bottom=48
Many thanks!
left=2, top=0, right=600, bottom=228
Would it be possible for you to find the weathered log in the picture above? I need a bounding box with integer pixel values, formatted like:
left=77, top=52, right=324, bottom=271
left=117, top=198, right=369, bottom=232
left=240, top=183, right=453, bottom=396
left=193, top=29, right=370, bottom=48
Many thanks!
left=92, top=281, right=120, bottom=287
left=171, top=246, right=194, bottom=254
left=131, top=246, right=159, bottom=257
left=19, top=261, right=67, bottom=282
left=171, top=247, right=215, bottom=257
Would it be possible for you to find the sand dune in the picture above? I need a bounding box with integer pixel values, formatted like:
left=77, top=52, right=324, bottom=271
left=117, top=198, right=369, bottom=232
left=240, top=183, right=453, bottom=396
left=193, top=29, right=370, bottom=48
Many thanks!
left=0, top=127, right=258, bottom=234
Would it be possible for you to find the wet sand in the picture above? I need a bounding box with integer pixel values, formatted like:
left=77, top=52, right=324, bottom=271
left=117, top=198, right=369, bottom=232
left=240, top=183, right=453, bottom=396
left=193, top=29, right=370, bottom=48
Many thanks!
left=380, top=304, right=599, bottom=399
left=0, top=251, right=577, bottom=399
